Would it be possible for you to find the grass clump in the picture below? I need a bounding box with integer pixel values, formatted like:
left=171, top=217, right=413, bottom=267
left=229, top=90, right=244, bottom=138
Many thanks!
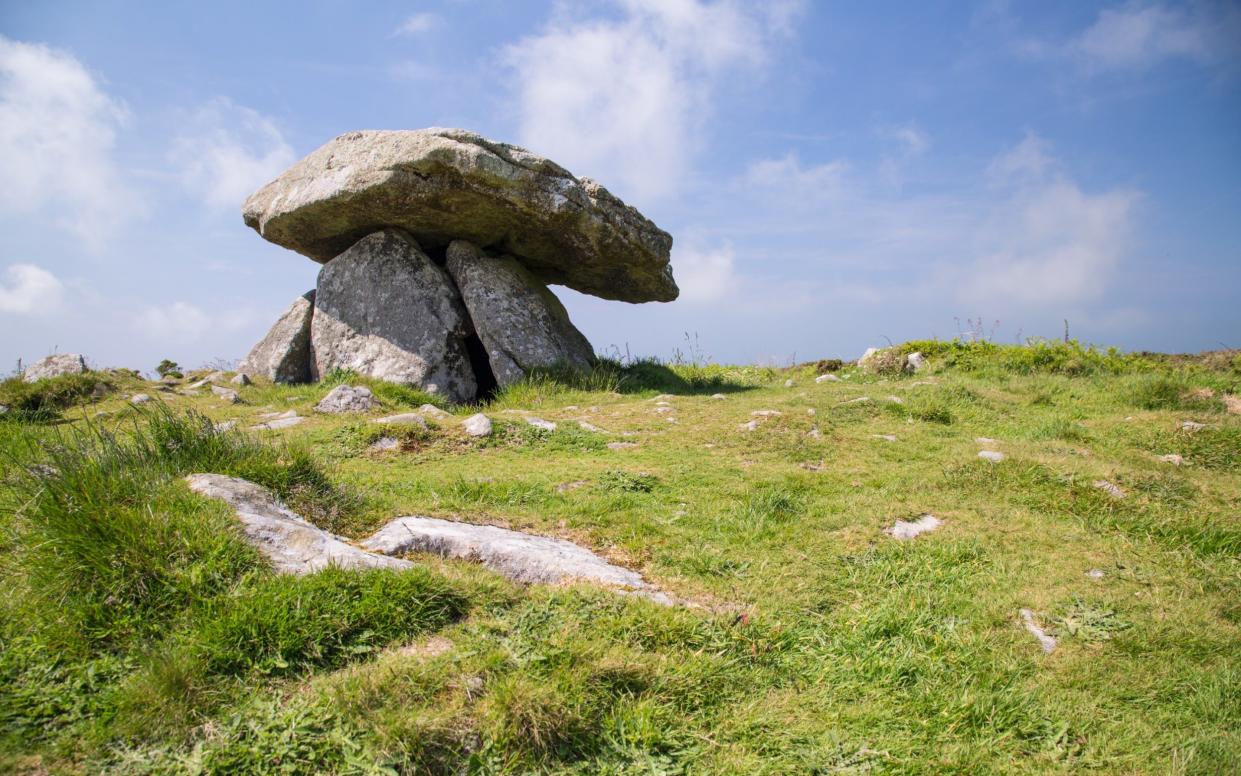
left=0, top=373, right=115, bottom=422
left=598, top=470, right=659, bottom=493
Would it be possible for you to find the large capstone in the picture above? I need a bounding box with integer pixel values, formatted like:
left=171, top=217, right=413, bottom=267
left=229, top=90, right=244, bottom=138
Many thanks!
left=311, top=228, right=477, bottom=402
left=239, top=290, right=315, bottom=383
left=242, top=128, right=677, bottom=303
left=23, top=353, right=87, bottom=382
left=446, top=240, right=595, bottom=387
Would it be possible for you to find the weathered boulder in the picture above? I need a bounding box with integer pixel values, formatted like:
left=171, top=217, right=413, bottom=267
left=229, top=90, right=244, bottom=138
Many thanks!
left=312, top=229, right=477, bottom=401
left=186, top=474, right=412, bottom=575
left=242, top=128, right=677, bottom=303
left=23, top=353, right=87, bottom=382
left=462, top=412, right=492, bottom=437
left=446, top=240, right=594, bottom=387
left=239, top=291, right=315, bottom=383
left=362, top=516, right=649, bottom=588
left=315, top=385, right=376, bottom=413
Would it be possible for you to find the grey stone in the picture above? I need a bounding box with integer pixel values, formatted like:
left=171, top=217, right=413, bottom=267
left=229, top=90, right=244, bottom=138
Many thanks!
left=872, top=434, right=898, bottom=442
left=259, top=409, right=298, bottom=420
left=361, top=516, right=648, bottom=588
left=1093, top=480, right=1126, bottom=499
left=1158, top=453, right=1184, bottom=465
left=374, top=413, right=427, bottom=429
left=252, top=415, right=305, bottom=430
left=525, top=416, right=556, bottom=431
left=840, top=396, right=871, bottom=405
left=230, top=373, right=252, bottom=386
left=886, top=514, right=941, bottom=540
left=710, top=393, right=727, bottom=399
left=369, top=436, right=400, bottom=452
left=462, top=412, right=492, bottom=437
left=0, top=404, right=8, bottom=415
left=446, top=240, right=594, bottom=387
left=1086, top=568, right=1105, bottom=580
left=242, top=128, right=677, bottom=303
left=239, top=291, right=315, bottom=384
left=23, top=353, right=87, bottom=382
left=578, top=420, right=605, bottom=433
left=815, top=374, right=840, bottom=383
left=857, top=347, right=881, bottom=368
left=315, top=385, right=376, bottom=414
left=1019, top=609, right=1057, bottom=654
left=607, top=441, right=638, bottom=450
left=186, top=474, right=412, bottom=575
left=751, top=410, right=782, bottom=417
left=978, top=450, right=1006, bottom=463
left=739, top=419, right=761, bottom=432
left=311, top=229, right=476, bottom=401
left=783, top=379, right=795, bottom=388
left=418, top=404, right=452, bottom=421
left=130, top=393, right=151, bottom=404
left=211, top=385, right=241, bottom=404
left=214, top=420, right=238, bottom=432
left=1180, top=420, right=1207, bottom=432
left=905, top=352, right=926, bottom=372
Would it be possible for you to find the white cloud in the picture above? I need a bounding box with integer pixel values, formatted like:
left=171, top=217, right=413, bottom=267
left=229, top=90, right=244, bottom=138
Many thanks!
left=504, top=0, right=803, bottom=201
left=133, top=301, right=212, bottom=342
left=394, top=12, right=441, bottom=36
left=1073, top=3, right=1211, bottom=70
left=0, top=36, right=140, bottom=246
left=171, top=97, right=295, bottom=210
left=987, top=130, right=1055, bottom=183
left=672, top=243, right=737, bottom=302
left=889, top=125, right=929, bottom=156
left=0, top=264, right=65, bottom=314
left=744, top=153, right=848, bottom=202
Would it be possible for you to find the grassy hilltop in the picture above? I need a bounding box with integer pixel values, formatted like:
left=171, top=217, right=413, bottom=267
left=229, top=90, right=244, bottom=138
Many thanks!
left=1, top=341, right=1239, bottom=774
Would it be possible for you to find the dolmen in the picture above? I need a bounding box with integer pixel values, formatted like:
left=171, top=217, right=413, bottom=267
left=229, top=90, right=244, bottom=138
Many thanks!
left=239, top=128, right=678, bottom=401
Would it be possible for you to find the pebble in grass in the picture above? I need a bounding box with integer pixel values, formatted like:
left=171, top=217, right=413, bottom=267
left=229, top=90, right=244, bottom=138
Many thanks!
left=886, top=514, right=942, bottom=541
left=751, top=410, right=782, bottom=417
left=1158, top=454, right=1184, bottom=465
left=739, top=419, right=761, bottom=432
left=526, top=416, right=556, bottom=432
left=130, top=394, right=152, bottom=404
left=710, top=393, right=727, bottom=400
left=1093, top=480, right=1126, bottom=499
left=815, top=374, right=839, bottom=383
left=578, top=420, right=606, bottom=433
left=252, top=415, right=305, bottom=430
left=369, top=436, right=400, bottom=452
left=1086, top=568, right=1106, bottom=580
left=978, top=450, right=1005, bottom=463
left=419, top=404, right=452, bottom=421
left=872, top=434, right=898, bottom=443
left=1019, top=609, right=1057, bottom=654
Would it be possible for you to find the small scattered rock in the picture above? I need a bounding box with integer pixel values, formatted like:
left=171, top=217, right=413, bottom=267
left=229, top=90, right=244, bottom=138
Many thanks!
left=230, top=372, right=252, bottom=386
left=0, top=404, right=8, bottom=416
left=739, top=419, right=761, bottom=432
left=1019, top=609, right=1057, bottom=654
left=886, top=395, right=904, bottom=404
left=1086, top=568, right=1105, bottom=580
left=214, top=420, right=238, bottom=432
left=654, top=406, right=674, bottom=414
left=872, top=434, right=898, bottom=442
left=369, top=436, right=400, bottom=452
left=525, top=416, right=556, bottom=431
left=188, top=378, right=211, bottom=389
left=1093, top=479, right=1126, bottom=499
left=607, top=441, right=638, bottom=450
left=462, top=413, right=493, bottom=437
left=1157, top=453, right=1184, bottom=465
left=375, top=413, right=428, bottom=429
left=259, top=409, right=298, bottom=420
left=751, top=410, right=782, bottom=417
left=419, top=403, right=452, bottom=421
left=978, top=450, right=1005, bottom=463
left=1224, top=394, right=1241, bottom=414
left=839, top=396, right=871, bottom=405
left=807, top=408, right=816, bottom=416
left=655, top=400, right=671, bottom=407
left=578, top=420, right=605, bottom=433
left=1180, top=420, right=1207, bottom=432
left=315, top=385, right=376, bottom=413
left=974, top=437, right=999, bottom=445
left=799, top=460, right=825, bottom=472
left=130, top=394, right=152, bottom=405
left=252, top=415, right=305, bottom=430
left=806, top=426, right=822, bottom=439
left=784, top=379, right=795, bottom=388
left=886, top=514, right=942, bottom=540
left=211, top=386, right=241, bottom=404
left=815, top=374, right=840, bottom=383
left=710, top=393, right=727, bottom=399
left=555, top=480, right=589, bottom=493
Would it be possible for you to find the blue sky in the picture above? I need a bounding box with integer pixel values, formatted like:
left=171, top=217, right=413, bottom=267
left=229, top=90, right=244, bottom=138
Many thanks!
left=2, top=1, right=1239, bottom=371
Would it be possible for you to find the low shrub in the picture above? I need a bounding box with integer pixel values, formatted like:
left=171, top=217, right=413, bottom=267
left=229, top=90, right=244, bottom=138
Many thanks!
left=0, top=373, right=113, bottom=421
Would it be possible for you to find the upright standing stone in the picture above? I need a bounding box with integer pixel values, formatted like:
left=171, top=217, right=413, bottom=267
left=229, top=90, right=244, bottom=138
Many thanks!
left=239, top=291, right=315, bottom=383
left=446, top=240, right=594, bottom=387
left=311, top=229, right=477, bottom=402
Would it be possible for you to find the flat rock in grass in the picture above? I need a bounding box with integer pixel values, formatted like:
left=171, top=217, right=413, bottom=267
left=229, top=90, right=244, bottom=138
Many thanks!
left=1019, top=608, right=1057, bottom=654
left=462, top=412, right=492, bottom=437
left=419, top=404, right=452, bottom=421
left=886, top=514, right=942, bottom=540
left=806, top=427, right=822, bottom=439
left=188, top=378, right=211, bottom=389
left=375, top=413, right=428, bottom=429
left=211, top=386, right=241, bottom=404
left=751, top=410, right=782, bottom=417
left=872, top=434, right=898, bottom=442
left=369, top=436, right=400, bottom=452
left=654, top=406, right=674, bottom=414
left=130, top=394, right=151, bottom=404
left=186, top=473, right=412, bottom=575
left=807, top=408, right=816, bottom=416
left=23, top=353, right=88, bottom=382
left=815, top=374, right=839, bottom=383
left=252, top=415, right=305, bottom=430
left=607, top=441, right=638, bottom=450
left=259, top=409, right=298, bottom=420
left=239, top=290, right=315, bottom=383
left=975, top=437, right=999, bottom=445
left=739, top=419, right=761, bottom=432
left=978, top=450, right=1005, bottom=463
left=362, top=516, right=648, bottom=589
left=242, top=128, right=677, bottom=303
left=315, top=385, right=376, bottom=413
left=1180, top=420, right=1207, bottom=432
left=525, top=416, right=556, bottom=431
left=711, top=393, right=727, bottom=399
left=578, top=420, right=605, bottom=433
left=839, top=396, right=871, bottom=405
left=1158, top=453, right=1184, bottom=465
left=1093, top=479, right=1126, bottom=499
left=784, top=379, right=795, bottom=388
left=1086, top=568, right=1105, bottom=580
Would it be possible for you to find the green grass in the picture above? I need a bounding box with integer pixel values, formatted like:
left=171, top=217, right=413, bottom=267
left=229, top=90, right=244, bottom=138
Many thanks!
left=1, top=346, right=1239, bottom=773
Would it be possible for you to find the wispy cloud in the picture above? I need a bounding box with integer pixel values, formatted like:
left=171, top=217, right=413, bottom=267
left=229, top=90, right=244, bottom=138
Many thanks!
left=0, top=36, right=142, bottom=247
left=0, top=264, right=64, bottom=314
left=393, top=12, right=441, bottom=36
left=170, top=97, right=295, bottom=210
left=503, top=0, right=804, bottom=201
